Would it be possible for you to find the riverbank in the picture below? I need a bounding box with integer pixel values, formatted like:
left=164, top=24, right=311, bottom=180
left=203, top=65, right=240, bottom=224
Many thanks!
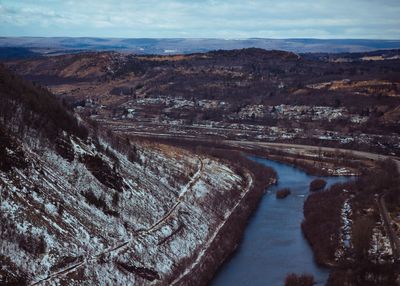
left=171, top=149, right=276, bottom=285
left=211, top=157, right=351, bottom=286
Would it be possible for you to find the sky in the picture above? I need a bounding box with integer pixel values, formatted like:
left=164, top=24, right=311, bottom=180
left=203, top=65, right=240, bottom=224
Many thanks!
left=0, top=0, right=399, bottom=39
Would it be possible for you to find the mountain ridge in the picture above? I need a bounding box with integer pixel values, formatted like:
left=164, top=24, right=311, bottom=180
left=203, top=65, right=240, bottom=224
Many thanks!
left=1, top=37, right=400, bottom=57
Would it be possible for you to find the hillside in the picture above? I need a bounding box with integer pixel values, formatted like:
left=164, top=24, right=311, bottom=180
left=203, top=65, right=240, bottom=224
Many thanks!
left=0, top=65, right=275, bottom=285
left=5, top=48, right=400, bottom=156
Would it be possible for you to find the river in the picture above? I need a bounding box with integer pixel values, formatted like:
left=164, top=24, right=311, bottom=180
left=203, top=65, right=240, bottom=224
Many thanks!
left=211, top=157, right=351, bottom=286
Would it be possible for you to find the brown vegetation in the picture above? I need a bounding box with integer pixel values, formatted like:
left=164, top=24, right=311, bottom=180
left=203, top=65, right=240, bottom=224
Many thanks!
left=276, top=188, right=291, bottom=199
left=309, top=178, right=327, bottom=192
left=81, top=189, right=119, bottom=217
left=284, top=273, right=315, bottom=286
left=0, top=64, right=88, bottom=142
left=0, top=125, right=27, bottom=172
left=81, top=154, right=124, bottom=192
left=303, top=159, right=400, bottom=285
left=0, top=256, right=28, bottom=286
left=302, top=183, right=349, bottom=265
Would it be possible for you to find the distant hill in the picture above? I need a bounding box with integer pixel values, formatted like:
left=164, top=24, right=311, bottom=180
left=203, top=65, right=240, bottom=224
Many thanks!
left=0, top=47, right=41, bottom=60
left=1, top=37, right=400, bottom=57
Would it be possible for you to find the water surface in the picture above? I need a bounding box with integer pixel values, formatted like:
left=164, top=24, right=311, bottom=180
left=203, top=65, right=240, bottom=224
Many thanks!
left=211, top=157, right=351, bottom=286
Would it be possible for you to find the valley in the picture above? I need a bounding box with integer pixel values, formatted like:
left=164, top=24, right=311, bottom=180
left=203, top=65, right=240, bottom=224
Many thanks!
left=0, top=66, right=275, bottom=285
left=6, top=48, right=400, bottom=156
left=1, top=46, right=400, bottom=285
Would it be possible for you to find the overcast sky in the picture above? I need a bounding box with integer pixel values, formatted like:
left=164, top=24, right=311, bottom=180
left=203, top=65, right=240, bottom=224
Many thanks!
left=0, top=0, right=399, bottom=39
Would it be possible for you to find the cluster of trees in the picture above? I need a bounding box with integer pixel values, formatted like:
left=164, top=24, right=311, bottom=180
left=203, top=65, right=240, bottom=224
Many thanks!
left=355, top=159, right=400, bottom=208
left=81, top=189, right=119, bottom=217
left=0, top=124, right=27, bottom=172
left=90, top=123, right=142, bottom=166
left=0, top=64, right=88, bottom=144
left=309, top=178, right=327, bottom=192
left=285, top=273, right=315, bottom=286
left=125, top=48, right=400, bottom=107
left=302, top=182, right=348, bottom=265
left=81, top=154, right=124, bottom=192
left=303, top=159, right=400, bottom=285
left=276, top=188, right=291, bottom=199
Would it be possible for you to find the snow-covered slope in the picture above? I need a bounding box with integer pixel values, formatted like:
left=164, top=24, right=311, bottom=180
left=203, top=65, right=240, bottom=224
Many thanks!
left=1, top=132, right=246, bottom=285
left=0, top=65, right=252, bottom=285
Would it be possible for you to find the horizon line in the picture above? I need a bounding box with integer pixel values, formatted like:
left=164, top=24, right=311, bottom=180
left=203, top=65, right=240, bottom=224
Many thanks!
left=1, top=36, right=400, bottom=41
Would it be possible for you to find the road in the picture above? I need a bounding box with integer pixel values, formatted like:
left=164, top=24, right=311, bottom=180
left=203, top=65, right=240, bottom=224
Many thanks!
left=376, top=194, right=400, bottom=260
left=123, top=132, right=400, bottom=170
left=222, top=140, right=400, bottom=172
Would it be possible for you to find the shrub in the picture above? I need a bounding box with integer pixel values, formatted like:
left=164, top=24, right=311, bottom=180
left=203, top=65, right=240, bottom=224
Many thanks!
left=112, top=192, right=120, bottom=207
left=309, top=178, right=327, bottom=192
left=82, top=189, right=119, bottom=217
left=0, top=125, right=27, bottom=172
left=0, top=65, right=88, bottom=142
left=276, top=188, right=291, bottom=199
left=81, top=155, right=123, bottom=192
left=82, top=189, right=107, bottom=210
left=285, top=273, right=315, bottom=286
left=352, top=216, right=374, bottom=260
left=54, top=137, right=75, bottom=162
left=128, top=146, right=141, bottom=164
left=18, top=234, right=47, bottom=257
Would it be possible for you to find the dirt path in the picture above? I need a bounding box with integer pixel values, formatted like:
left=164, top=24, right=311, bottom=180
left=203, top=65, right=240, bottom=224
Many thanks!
left=141, top=158, right=204, bottom=235
left=30, top=157, right=204, bottom=285
left=170, top=170, right=255, bottom=285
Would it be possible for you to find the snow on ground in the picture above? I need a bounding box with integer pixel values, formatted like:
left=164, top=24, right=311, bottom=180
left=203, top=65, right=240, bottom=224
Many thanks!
left=335, top=196, right=352, bottom=260
left=369, top=225, right=393, bottom=263
left=0, top=134, right=245, bottom=285
left=341, top=198, right=352, bottom=248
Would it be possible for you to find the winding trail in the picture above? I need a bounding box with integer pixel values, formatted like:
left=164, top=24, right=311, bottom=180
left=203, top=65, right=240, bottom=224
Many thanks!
left=170, top=171, right=255, bottom=285
left=141, top=158, right=204, bottom=235
left=30, top=157, right=204, bottom=285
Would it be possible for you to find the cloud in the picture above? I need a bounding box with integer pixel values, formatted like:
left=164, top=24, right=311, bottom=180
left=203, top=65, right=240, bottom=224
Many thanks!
left=0, top=0, right=399, bottom=38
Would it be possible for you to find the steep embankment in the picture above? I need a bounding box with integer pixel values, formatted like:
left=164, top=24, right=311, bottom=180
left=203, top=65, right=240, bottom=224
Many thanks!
left=0, top=65, right=275, bottom=285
